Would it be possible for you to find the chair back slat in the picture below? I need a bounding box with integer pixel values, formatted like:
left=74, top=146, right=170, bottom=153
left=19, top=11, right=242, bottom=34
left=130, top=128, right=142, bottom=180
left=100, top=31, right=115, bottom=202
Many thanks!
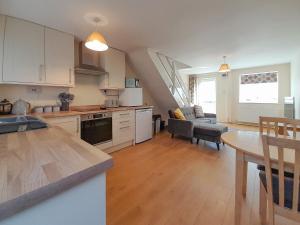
left=293, top=151, right=300, bottom=212
left=259, top=116, right=300, bottom=138
left=262, top=135, right=300, bottom=218
left=278, top=147, right=285, bottom=207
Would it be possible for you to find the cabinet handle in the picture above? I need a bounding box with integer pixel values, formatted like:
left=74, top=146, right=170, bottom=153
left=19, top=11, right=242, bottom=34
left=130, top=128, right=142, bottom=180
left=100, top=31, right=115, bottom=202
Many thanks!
left=76, top=117, right=80, bottom=134
left=44, top=65, right=46, bottom=81
left=39, top=65, right=43, bottom=81
left=120, top=113, right=130, bottom=116
left=69, top=68, right=72, bottom=84
left=120, top=120, right=130, bottom=124
left=120, top=126, right=130, bottom=130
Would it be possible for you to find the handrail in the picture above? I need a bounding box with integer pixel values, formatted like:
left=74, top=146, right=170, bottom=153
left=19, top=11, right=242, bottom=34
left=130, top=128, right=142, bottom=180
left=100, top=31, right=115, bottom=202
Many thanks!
left=156, top=52, right=190, bottom=106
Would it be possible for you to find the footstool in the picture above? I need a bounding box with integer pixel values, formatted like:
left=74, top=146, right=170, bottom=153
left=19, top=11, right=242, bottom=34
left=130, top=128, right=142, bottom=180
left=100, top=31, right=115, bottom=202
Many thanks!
left=193, top=123, right=228, bottom=150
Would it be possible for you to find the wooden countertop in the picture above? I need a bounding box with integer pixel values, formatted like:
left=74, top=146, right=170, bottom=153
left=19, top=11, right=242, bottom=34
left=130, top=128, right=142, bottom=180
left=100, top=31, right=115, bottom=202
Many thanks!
left=0, top=106, right=154, bottom=119
left=0, top=127, right=113, bottom=220
left=32, top=105, right=154, bottom=119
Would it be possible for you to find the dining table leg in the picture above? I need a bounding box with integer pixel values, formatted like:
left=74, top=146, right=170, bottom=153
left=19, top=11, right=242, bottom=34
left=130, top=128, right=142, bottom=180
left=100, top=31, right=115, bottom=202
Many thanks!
left=242, top=160, right=248, bottom=197
left=235, top=150, right=246, bottom=225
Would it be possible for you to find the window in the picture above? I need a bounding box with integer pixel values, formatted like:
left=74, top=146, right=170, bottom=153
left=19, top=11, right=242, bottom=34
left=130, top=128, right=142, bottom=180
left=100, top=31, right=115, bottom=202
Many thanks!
left=239, top=72, right=278, bottom=104
left=196, top=78, right=216, bottom=113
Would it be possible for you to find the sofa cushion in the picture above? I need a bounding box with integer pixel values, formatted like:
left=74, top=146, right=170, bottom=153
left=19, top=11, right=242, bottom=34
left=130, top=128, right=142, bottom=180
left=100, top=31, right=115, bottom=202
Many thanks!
left=194, top=105, right=205, bottom=118
left=174, top=108, right=186, bottom=120
left=194, top=123, right=228, bottom=137
left=180, top=107, right=196, bottom=120
left=259, top=171, right=300, bottom=211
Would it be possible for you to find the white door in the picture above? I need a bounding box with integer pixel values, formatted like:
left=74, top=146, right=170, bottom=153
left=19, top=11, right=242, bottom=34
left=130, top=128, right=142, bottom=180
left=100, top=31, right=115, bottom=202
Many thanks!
left=135, top=109, right=153, bottom=143
left=3, top=17, right=45, bottom=83
left=45, top=28, right=74, bottom=86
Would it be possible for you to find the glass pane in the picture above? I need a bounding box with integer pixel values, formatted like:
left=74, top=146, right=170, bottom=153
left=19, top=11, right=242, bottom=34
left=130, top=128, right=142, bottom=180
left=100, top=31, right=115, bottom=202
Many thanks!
left=196, top=79, right=216, bottom=113
left=239, top=82, right=278, bottom=103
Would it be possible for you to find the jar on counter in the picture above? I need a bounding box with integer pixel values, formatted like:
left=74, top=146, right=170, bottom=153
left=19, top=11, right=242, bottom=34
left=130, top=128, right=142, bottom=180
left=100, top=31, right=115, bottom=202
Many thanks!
left=43, top=105, right=53, bottom=113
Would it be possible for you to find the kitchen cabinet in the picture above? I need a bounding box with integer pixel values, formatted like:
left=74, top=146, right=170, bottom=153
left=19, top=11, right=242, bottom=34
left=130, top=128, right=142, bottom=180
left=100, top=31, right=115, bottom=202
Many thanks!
left=112, top=110, right=135, bottom=146
left=46, top=115, right=80, bottom=137
left=2, top=16, right=45, bottom=84
left=0, top=15, right=4, bottom=79
left=45, top=28, right=74, bottom=86
left=99, top=48, right=125, bottom=89
left=0, top=15, right=75, bottom=87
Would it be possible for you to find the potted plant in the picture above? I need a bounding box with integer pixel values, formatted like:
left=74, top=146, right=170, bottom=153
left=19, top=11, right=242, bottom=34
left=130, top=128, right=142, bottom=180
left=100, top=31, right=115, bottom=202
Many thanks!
left=58, top=92, right=74, bottom=111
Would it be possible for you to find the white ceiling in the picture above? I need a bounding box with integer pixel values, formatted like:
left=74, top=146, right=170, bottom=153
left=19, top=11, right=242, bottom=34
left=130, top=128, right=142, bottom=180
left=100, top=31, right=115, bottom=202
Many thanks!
left=1, top=0, right=300, bottom=73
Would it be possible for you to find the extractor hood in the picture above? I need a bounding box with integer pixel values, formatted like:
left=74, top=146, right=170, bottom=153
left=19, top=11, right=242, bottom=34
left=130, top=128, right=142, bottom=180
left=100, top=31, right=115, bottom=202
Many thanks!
left=74, top=41, right=107, bottom=76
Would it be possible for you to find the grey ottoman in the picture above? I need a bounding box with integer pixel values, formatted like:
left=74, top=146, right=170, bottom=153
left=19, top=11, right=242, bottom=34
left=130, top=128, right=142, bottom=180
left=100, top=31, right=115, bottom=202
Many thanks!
left=193, top=123, right=228, bottom=150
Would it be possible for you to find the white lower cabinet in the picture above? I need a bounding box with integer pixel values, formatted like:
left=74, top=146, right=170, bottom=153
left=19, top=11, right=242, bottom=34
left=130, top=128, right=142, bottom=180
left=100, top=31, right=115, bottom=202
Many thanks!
left=46, top=115, right=80, bottom=137
left=112, top=110, right=135, bottom=146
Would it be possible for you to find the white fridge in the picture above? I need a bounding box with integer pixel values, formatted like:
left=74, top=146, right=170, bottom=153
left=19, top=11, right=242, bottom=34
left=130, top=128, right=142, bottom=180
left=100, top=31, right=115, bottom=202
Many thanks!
left=119, top=88, right=143, bottom=106
left=135, top=108, right=153, bottom=143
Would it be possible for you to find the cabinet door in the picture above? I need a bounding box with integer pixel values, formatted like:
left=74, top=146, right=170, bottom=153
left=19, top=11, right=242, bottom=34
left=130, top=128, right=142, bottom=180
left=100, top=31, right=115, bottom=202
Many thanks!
left=3, top=17, right=45, bottom=83
left=100, top=48, right=125, bottom=89
left=45, top=28, right=74, bottom=86
left=0, top=15, right=5, bottom=80
left=112, top=111, right=134, bottom=146
left=46, top=116, right=80, bottom=137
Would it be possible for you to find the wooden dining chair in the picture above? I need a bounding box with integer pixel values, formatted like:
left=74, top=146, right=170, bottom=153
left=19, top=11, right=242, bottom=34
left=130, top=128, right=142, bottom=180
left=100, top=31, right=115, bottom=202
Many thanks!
left=259, top=135, right=300, bottom=225
left=259, top=116, right=300, bottom=138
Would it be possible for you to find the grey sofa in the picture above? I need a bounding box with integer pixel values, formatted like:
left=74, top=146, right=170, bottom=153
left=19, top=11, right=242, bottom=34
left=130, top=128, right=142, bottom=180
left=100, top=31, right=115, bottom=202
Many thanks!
left=168, top=107, right=228, bottom=150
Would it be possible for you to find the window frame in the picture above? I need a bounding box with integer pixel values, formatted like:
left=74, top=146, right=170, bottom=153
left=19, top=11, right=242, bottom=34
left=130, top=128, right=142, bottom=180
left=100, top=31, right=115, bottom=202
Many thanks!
left=238, top=71, right=279, bottom=104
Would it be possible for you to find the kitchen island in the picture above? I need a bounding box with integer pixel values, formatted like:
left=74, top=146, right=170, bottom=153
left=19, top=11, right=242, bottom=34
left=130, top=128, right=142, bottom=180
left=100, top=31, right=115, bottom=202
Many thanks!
left=0, top=126, right=113, bottom=225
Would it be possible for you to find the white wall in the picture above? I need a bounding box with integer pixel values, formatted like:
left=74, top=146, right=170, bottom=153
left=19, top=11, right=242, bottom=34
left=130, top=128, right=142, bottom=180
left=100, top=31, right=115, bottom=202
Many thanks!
left=0, top=61, right=161, bottom=111
left=0, top=84, right=68, bottom=107
left=69, top=74, right=106, bottom=106
left=291, top=52, right=300, bottom=119
left=193, top=63, right=291, bottom=123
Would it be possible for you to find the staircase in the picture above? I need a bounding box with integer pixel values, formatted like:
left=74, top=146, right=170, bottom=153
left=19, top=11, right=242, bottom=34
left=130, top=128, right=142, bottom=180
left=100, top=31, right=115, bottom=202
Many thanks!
left=151, top=51, right=191, bottom=107
left=128, top=48, right=191, bottom=115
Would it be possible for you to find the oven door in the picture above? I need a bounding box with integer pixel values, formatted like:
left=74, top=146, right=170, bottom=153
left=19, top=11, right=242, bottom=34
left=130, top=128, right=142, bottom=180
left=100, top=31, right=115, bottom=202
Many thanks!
left=81, top=118, right=112, bottom=145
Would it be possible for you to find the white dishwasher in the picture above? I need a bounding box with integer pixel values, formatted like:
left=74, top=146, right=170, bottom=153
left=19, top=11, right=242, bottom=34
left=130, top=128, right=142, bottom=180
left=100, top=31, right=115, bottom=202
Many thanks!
left=135, top=108, right=153, bottom=143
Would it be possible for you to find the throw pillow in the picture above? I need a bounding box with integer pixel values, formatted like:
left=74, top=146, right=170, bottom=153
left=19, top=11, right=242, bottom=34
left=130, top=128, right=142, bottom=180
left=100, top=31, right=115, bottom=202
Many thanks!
left=194, top=105, right=205, bottom=118
left=174, top=108, right=186, bottom=120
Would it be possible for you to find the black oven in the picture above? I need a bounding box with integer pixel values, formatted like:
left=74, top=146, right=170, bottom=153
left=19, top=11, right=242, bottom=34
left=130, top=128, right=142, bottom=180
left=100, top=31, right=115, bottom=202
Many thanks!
left=81, top=112, right=112, bottom=145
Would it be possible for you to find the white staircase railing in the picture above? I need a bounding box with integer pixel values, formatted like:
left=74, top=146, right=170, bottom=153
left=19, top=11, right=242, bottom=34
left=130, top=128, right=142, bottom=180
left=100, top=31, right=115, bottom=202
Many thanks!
left=156, top=52, right=191, bottom=107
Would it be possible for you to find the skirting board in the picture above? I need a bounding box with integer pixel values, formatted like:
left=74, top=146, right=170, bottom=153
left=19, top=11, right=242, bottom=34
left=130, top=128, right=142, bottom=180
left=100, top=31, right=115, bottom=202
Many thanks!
left=103, top=140, right=135, bottom=154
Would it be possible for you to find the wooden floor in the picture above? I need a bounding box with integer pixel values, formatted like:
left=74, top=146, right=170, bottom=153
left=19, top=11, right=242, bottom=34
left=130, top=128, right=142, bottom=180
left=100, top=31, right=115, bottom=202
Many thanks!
left=107, top=124, right=299, bottom=225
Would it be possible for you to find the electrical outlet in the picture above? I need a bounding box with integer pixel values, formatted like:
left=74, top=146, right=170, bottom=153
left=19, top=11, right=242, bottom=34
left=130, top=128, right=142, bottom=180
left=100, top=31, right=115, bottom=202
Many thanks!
left=27, top=86, right=42, bottom=94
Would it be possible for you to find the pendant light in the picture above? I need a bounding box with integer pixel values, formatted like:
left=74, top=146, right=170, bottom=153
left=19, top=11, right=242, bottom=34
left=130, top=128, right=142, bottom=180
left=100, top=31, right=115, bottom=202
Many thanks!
left=85, top=17, right=109, bottom=52
left=218, top=56, right=231, bottom=73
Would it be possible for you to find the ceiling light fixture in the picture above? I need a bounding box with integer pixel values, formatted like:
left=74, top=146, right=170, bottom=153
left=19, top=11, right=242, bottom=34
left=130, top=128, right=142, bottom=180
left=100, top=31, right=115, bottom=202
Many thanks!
left=85, top=17, right=108, bottom=52
left=218, top=56, right=231, bottom=73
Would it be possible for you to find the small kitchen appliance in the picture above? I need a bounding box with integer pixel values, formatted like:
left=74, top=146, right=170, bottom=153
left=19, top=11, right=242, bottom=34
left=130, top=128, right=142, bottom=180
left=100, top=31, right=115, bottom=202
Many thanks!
left=125, top=78, right=140, bottom=88
left=0, top=99, right=13, bottom=115
left=119, top=88, right=143, bottom=106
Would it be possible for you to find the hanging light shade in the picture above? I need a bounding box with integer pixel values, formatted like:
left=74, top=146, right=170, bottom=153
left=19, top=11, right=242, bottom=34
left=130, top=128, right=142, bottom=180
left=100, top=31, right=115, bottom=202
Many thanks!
left=85, top=31, right=108, bottom=51
left=218, top=56, right=231, bottom=73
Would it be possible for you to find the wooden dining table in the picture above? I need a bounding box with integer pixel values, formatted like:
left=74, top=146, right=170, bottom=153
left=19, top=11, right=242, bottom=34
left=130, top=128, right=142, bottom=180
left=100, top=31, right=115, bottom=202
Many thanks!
left=221, top=130, right=296, bottom=225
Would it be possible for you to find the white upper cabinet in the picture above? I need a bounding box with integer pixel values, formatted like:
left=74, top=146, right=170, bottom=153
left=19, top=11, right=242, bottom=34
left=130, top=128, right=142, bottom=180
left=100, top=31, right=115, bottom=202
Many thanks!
left=3, top=17, right=45, bottom=84
left=0, top=15, right=5, bottom=79
left=45, top=28, right=74, bottom=86
left=0, top=15, right=75, bottom=87
left=99, top=48, right=125, bottom=89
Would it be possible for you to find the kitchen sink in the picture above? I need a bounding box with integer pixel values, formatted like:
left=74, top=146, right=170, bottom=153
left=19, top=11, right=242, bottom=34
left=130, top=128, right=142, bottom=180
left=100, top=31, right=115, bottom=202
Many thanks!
left=0, top=116, right=48, bottom=134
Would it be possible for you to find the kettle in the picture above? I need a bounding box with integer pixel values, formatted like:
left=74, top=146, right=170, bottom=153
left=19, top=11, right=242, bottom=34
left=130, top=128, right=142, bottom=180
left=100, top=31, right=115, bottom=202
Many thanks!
left=0, top=99, right=13, bottom=115
left=12, top=99, right=31, bottom=115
